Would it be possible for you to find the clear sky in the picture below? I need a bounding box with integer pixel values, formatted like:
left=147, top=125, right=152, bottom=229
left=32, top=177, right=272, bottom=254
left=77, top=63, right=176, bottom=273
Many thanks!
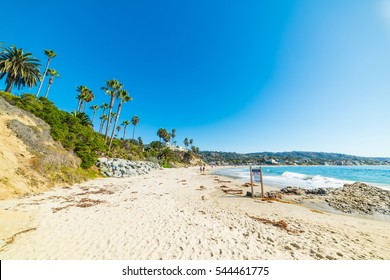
left=1, top=0, right=390, bottom=157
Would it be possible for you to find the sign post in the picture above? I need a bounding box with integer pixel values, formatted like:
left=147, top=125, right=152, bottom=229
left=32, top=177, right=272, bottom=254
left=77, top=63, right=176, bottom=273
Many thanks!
left=260, top=166, right=264, bottom=198
left=250, top=165, right=254, bottom=198
left=250, top=166, right=264, bottom=198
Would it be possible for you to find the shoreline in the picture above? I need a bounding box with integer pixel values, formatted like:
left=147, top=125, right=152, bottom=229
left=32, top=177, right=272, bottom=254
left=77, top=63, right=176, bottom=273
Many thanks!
left=0, top=167, right=389, bottom=260
left=211, top=165, right=390, bottom=191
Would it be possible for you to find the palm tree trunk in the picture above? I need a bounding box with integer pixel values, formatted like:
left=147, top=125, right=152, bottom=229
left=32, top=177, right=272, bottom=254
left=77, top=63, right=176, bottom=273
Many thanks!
left=78, top=100, right=84, bottom=113
left=123, top=125, right=127, bottom=139
left=77, top=99, right=81, bottom=112
left=91, top=111, right=96, bottom=123
left=45, top=78, right=53, bottom=98
left=104, top=96, right=115, bottom=143
left=36, top=58, right=51, bottom=98
left=5, top=80, right=13, bottom=93
left=108, top=102, right=122, bottom=150
left=132, top=125, right=136, bottom=140
left=98, top=108, right=106, bottom=133
left=99, top=119, right=105, bottom=134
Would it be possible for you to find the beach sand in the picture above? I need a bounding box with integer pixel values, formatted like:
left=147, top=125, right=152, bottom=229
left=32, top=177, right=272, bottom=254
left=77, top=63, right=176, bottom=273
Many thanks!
left=0, top=167, right=389, bottom=260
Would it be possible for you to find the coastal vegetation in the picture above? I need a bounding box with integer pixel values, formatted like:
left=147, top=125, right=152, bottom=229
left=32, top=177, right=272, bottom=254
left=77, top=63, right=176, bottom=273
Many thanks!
left=0, top=42, right=202, bottom=173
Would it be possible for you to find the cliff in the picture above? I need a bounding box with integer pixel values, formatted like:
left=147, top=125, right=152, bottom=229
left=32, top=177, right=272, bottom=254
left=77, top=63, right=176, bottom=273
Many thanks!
left=0, top=94, right=84, bottom=199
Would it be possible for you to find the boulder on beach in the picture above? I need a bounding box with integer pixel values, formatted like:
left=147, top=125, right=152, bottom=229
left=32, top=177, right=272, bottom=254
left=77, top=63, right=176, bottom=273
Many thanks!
left=96, top=158, right=162, bottom=178
left=325, top=182, right=390, bottom=215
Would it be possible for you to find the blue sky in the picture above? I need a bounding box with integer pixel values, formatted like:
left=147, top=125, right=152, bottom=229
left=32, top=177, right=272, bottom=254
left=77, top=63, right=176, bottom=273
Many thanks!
left=1, top=0, right=390, bottom=157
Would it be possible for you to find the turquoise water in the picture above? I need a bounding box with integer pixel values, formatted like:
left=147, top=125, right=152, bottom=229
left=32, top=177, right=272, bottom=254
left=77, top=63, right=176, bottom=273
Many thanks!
left=215, top=165, right=390, bottom=190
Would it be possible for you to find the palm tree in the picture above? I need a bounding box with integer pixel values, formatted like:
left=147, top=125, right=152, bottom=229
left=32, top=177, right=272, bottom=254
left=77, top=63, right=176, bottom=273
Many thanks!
left=162, top=131, right=171, bottom=143
left=109, top=89, right=132, bottom=150
left=99, top=114, right=108, bottom=134
left=131, top=115, right=139, bottom=140
left=184, top=137, right=189, bottom=148
left=0, top=45, right=41, bottom=93
left=121, top=120, right=131, bottom=139
left=70, top=111, right=92, bottom=126
left=36, top=49, right=57, bottom=97
left=102, top=79, right=123, bottom=143
left=90, top=104, right=100, bottom=124
left=189, top=139, right=193, bottom=146
left=138, top=136, right=144, bottom=152
left=157, top=128, right=165, bottom=142
left=76, top=85, right=93, bottom=112
left=170, top=129, right=176, bottom=144
left=44, top=68, right=60, bottom=98
left=83, top=90, right=94, bottom=112
left=99, top=103, right=109, bottom=133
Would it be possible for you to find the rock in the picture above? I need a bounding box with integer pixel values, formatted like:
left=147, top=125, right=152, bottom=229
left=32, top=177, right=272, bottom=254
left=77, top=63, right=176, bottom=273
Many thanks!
left=96, top=158, right=162, bottom=178
left=265, top=191, right=282, bottom=199
left=325, top=182, right=390, bottom=215
left=280, top=186, right=306, bottom=195
left=246, top=191, right=262, bottom=198
left=306, top=188, right=328, bottom=195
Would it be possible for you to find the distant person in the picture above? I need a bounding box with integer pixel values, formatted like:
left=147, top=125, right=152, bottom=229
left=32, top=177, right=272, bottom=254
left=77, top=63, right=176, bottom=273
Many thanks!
left=202, top=166, right=205, bottom=172
left=199, top=166, right=202, bottom=173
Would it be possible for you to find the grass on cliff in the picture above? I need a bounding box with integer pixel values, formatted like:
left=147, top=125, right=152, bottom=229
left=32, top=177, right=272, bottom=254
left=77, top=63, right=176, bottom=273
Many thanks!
left=1, top=92, right=105, bottom=168
left=0, top=91, right=203, bottom=170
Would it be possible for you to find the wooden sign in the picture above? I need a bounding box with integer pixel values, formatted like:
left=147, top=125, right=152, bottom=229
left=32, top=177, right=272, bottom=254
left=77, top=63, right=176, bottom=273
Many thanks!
left=249, top=166, right=264, bottom=198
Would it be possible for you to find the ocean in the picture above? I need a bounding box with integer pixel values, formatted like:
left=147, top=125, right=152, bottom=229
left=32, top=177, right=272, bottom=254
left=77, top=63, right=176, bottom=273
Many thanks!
left=214, top=165, right=390, bottom=190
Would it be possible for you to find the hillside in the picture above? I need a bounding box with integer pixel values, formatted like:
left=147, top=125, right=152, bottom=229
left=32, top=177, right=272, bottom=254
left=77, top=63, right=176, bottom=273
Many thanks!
left=200, top=150, right=390, bottom=166
left=0, top=95, right=92, bottom=199
left=0, top=92, right=204, bottom=199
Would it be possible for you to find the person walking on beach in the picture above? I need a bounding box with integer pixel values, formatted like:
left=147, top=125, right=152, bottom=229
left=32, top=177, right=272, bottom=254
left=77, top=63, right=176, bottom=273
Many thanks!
left=202, top=166, right=205, bottom=173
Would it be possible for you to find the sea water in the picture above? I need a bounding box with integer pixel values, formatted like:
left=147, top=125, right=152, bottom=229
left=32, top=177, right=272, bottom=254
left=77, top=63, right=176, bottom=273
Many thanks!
left=214, top=165, right=390, bottom=190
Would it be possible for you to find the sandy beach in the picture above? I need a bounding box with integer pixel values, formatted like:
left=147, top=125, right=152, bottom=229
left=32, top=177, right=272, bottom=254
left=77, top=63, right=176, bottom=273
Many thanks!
left=0, top=167, right=389, bottom=260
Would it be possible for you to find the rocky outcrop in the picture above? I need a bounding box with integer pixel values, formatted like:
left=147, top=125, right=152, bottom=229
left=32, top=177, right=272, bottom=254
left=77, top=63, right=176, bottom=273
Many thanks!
left=276, top=183, right=390, bottom=215
left=96, top=158, right=162, bottom=177
left=325, top=183, right=390, bottom=215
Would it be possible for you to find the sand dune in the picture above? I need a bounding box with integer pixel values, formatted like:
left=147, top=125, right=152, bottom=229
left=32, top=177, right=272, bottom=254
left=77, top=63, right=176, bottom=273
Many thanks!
left=0, top=167, right=389, bottom=260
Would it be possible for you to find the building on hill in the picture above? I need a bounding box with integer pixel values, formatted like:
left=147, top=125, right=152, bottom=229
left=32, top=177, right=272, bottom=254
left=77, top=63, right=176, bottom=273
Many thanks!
left=163, top=142, right=188, bottom=152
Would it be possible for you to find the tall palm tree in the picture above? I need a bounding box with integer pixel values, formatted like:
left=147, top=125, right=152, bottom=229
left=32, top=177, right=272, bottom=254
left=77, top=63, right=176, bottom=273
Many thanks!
left=184, top=137, right=189, bottom=147
left=102, top=79, right=123, bottom=143
left=0, top=45, right=41, bottom=93
left=138, top=136, right=144, bottom=152
left=83, top=90, right=94, bottom=112
left=170, top=129, right=176, bottom=144
left=157, top=128, right=165, bottom=142
left=131, top=115, right=139, bottom=140
left=109, top=90, right=132, bottom=150
left=90, top=104, right=100, bottom=124
left=99, top=103, right=109, bottom=133
left=99, top=114, right=108, bottom=134
left=36, top=49, right=57, bottom=97
left=76, top=85, right=92, bottom=112
left=121, top=120, right=131, bottom=139
left=44, top=68, right=60, bottom=98
left=189, top=139, right=193, bottom=146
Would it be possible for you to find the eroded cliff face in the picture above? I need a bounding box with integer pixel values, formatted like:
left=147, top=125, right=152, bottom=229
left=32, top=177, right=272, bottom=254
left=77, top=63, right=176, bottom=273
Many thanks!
left=0, top=95, right=80, bottom=199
